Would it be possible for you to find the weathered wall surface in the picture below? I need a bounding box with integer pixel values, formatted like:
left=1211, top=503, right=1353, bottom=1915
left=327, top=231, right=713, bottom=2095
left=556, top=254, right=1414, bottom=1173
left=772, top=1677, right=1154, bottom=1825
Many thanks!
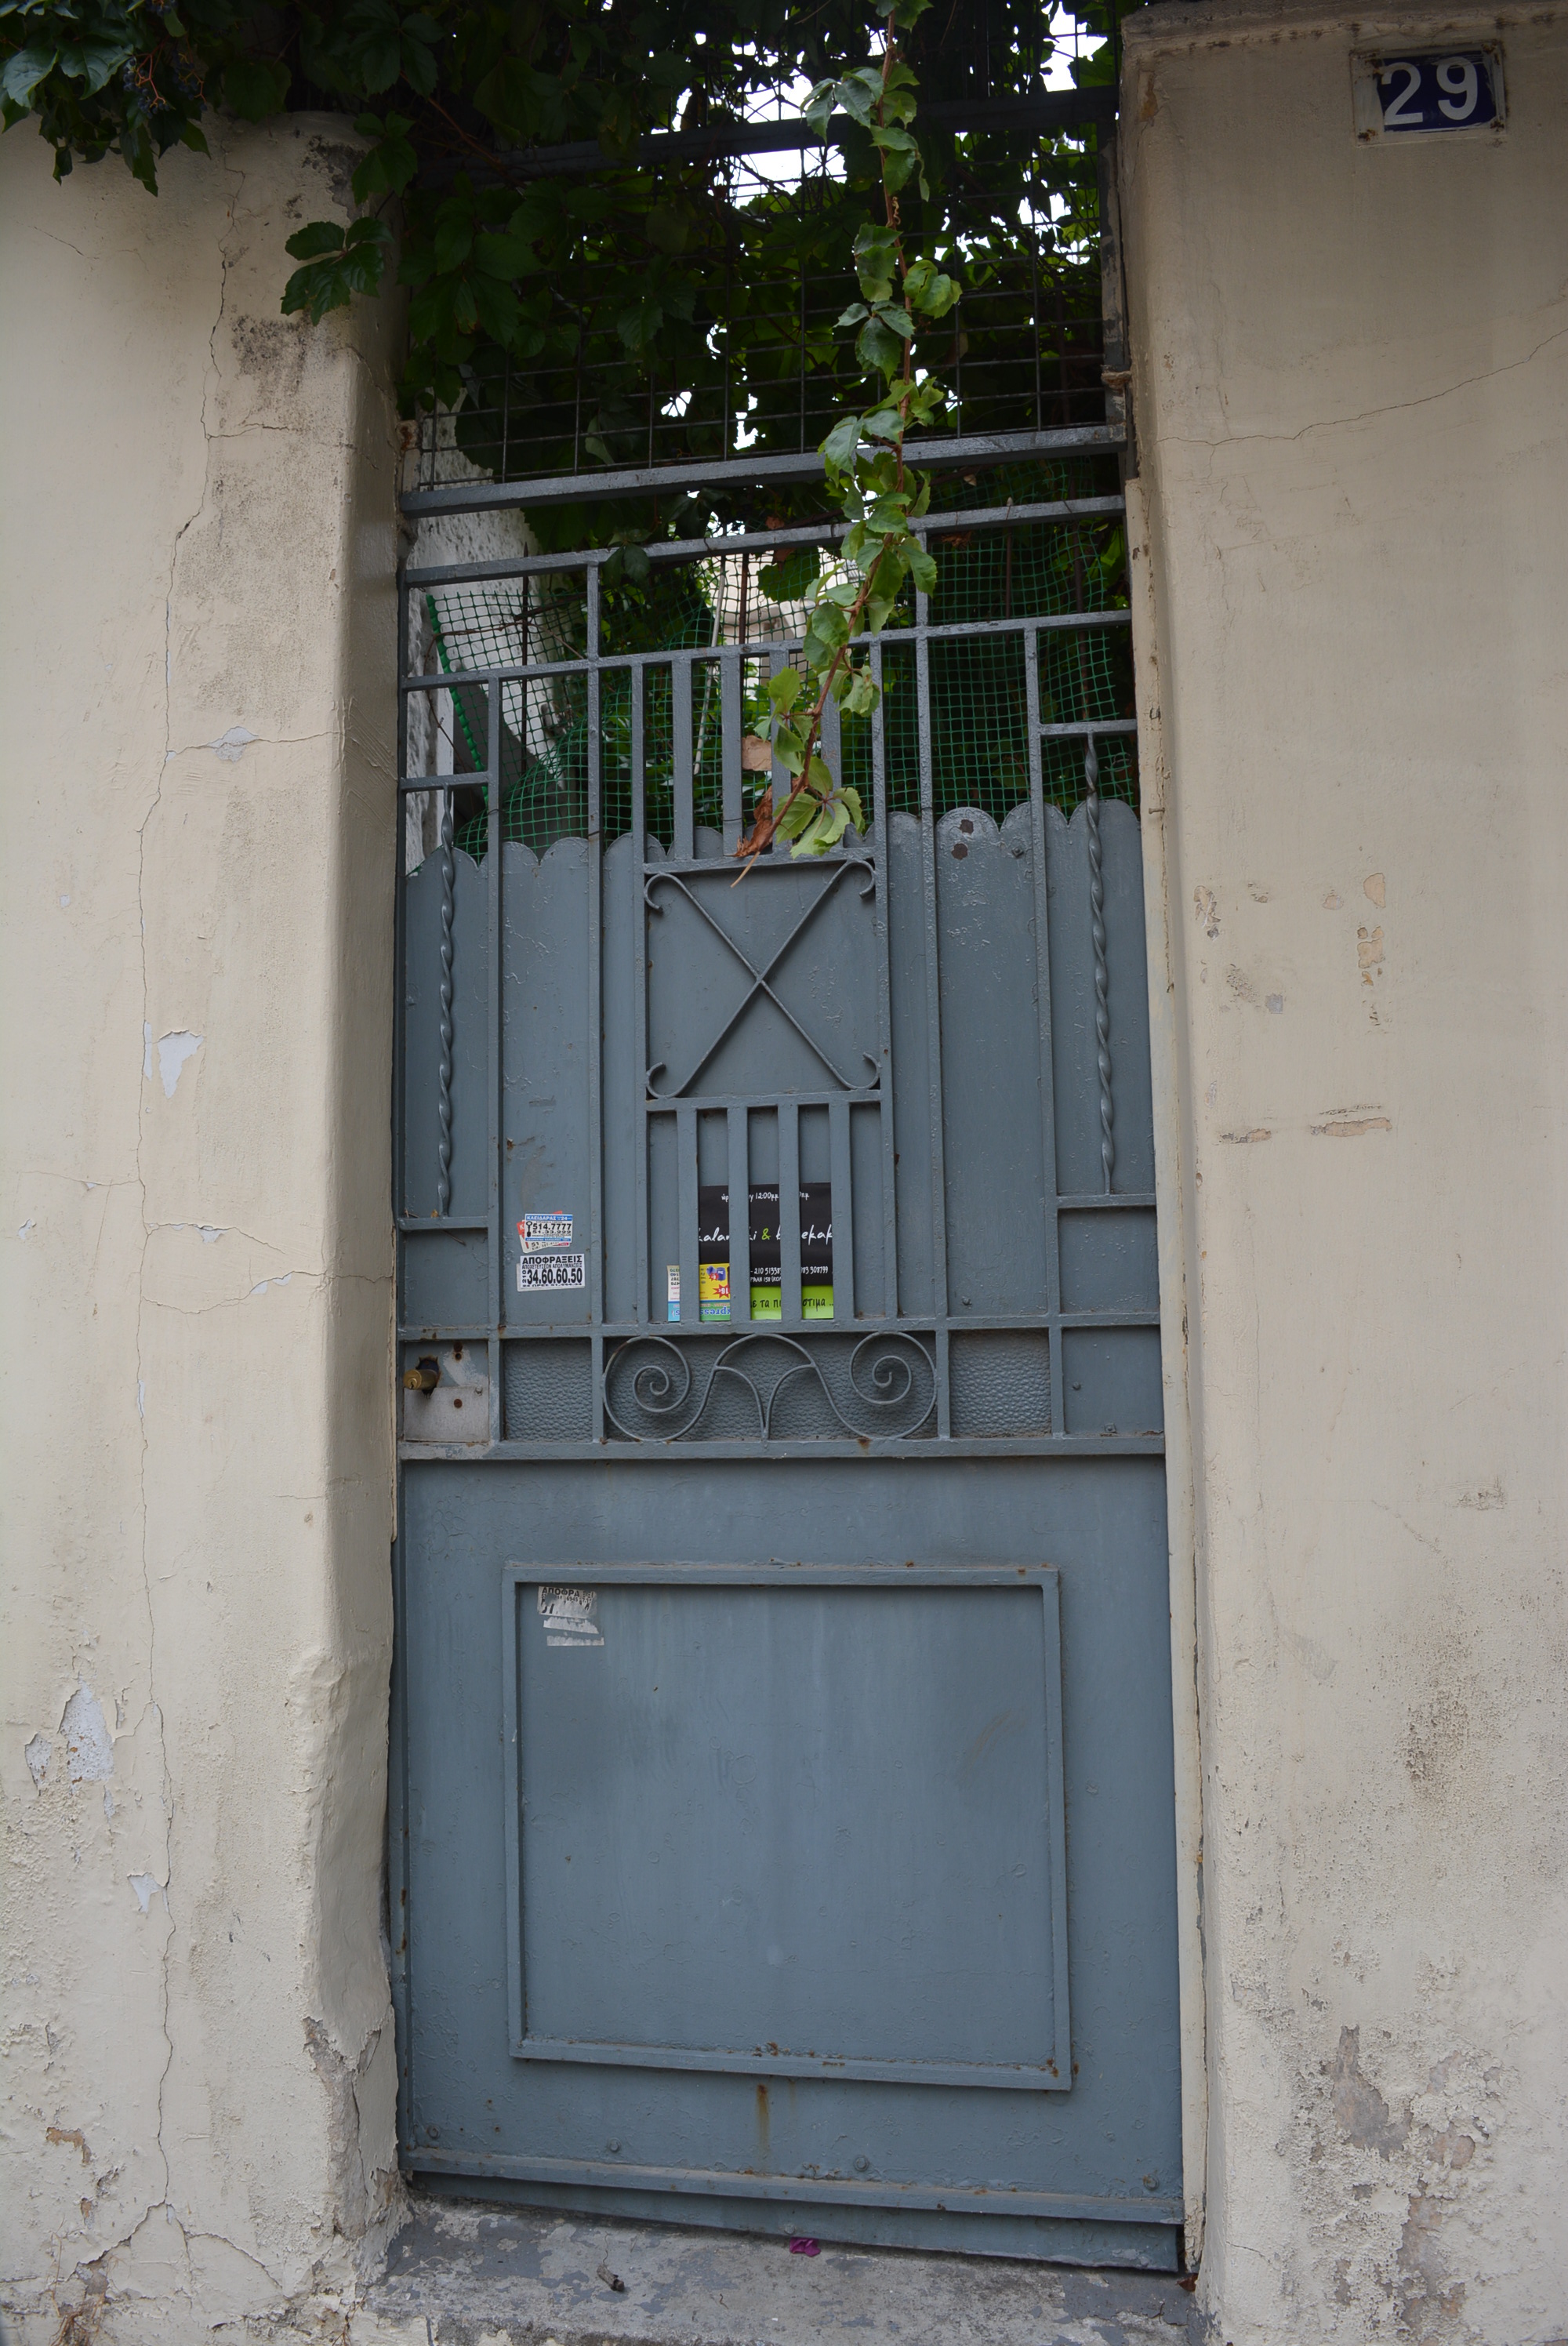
left=1121, top=5, right=1568, bottom=2340
left=0, top=118, right=404, bottom=2339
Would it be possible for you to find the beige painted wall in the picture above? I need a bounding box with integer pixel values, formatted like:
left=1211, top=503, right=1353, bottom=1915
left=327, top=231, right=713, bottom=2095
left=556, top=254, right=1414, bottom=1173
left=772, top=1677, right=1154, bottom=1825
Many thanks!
left=1, top=118, right=403, bottom=2339
left=1121, top=5, right=1568, bottom=2340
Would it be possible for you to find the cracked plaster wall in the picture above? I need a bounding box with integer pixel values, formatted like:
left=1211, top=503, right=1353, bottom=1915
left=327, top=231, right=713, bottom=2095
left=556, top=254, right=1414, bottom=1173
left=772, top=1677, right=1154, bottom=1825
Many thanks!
left=2, top=115, right=404, bottom=2339
left=1120, top=5, right=1568, bottom=2341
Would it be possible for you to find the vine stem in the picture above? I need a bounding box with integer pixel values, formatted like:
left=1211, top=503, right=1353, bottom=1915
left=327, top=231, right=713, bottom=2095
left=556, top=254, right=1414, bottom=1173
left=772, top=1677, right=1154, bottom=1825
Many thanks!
left=735, top=7, right=919, bottom=866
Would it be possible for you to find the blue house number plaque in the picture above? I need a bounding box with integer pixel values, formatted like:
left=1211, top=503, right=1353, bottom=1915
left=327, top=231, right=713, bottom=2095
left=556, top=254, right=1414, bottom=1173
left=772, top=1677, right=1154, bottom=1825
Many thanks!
left=1352, top=46, right=1506, bottom=140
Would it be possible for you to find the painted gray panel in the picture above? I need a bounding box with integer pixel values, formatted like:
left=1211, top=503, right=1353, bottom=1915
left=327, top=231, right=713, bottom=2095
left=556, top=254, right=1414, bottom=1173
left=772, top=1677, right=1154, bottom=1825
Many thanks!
left=886, top=812, right=934, bottom=1316
left=402, top=1231, right=488, bottom=1329
left=503, top=838, right=592, bottom=1326
left=404, top=847, right=488, bottom=1221
left=937, top=804, right=1048, bottom=1315
left=1061, top=1329, right=1163, bottom=1436
left=848, top=1101, right=884, bottom=1318
left=1044, top=802, right=1154, bottom=1198
left=397, top=1458, right=1181, bottom=2221
left=1058, top=1210, right=1159, bottom=1313
left=601, top=833, right=642, bottom=1324
left=510, top=1574, right=1062, bottom=2079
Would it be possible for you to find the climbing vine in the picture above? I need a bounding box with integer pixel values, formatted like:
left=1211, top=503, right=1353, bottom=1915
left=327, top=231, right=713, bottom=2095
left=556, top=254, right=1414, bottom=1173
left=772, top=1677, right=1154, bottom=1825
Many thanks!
left=737, top=0, right=951, bottom=861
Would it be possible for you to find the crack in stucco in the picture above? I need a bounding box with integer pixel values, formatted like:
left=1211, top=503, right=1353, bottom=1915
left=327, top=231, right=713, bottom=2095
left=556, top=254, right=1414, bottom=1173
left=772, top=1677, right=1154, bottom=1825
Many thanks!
left=118, top=149, right=249, bottom=2306
left=1164, top=322, right=1568, bottom=452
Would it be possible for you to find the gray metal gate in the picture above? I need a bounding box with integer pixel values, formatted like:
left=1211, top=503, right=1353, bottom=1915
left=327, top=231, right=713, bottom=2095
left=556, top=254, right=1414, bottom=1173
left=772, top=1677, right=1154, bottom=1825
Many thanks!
left=389, top=432, right=1182, bottom=2266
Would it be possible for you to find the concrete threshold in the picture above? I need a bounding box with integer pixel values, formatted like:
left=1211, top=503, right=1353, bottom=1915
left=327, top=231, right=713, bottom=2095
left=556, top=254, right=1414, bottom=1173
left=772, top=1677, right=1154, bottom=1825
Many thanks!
left=350, top=2195, right=1199, bottom=2346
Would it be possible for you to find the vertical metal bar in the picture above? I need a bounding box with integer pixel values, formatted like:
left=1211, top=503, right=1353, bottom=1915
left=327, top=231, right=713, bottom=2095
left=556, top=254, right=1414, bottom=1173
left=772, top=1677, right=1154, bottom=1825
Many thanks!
left=819, top=681, right=841, bottom=790
left=721, top=649, right=742, bottom=855
left=1029, top=228, right=1044, bottom=436
left=779, top=1099, right=801, bottom=1325
left=673, top=656, right=694, bottom=862
left=387, top=1512, right=415, bottom=2141
left=768, top=646, right=790, bottom=817
left=913, top=555, right=951, bottom=1434
left=829, top=1097, right=855, bottom=1326
left=677, top=1102, right=699, bottom=1328
left=1084, top=730, right=1116, bottom=1193
left=393, top=578, right=411, bottom=1229
left=486, top=677, right=503, bottom=1445
left=631, top=666, right=649, bottom=1327
left=434, top=770, right=456, bottom=1218
left=586, top=565, right=606, bottom=1435
left=728, top=1106, right=750, bottom=1326
left=1025, top=626, right=1065, bottom=1430
left=869, top=640, right=898, bottom=1320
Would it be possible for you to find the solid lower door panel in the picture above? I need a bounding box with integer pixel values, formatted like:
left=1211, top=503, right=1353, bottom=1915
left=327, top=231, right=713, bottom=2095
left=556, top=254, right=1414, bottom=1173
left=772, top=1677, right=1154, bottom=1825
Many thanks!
left=394, top=1456, right=1182, bottom=2263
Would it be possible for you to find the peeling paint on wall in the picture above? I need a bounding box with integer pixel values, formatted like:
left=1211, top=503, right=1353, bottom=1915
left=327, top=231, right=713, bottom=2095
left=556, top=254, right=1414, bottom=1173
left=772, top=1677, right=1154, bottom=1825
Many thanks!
left=1330, top=2027, right=1409, bottom=2157
left=60, top=1686, right=114, bottom=1783
left=154, top=1030, right=204, bottom=1098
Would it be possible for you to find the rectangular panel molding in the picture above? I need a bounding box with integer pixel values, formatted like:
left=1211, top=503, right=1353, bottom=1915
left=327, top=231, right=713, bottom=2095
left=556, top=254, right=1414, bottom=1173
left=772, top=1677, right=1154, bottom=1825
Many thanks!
left=501, top=1563, right=1073, bottom=2091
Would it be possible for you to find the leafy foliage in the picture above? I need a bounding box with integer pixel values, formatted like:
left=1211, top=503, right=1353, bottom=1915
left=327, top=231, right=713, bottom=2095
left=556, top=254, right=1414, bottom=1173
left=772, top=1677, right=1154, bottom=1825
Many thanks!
left=2, top=0, right=1112, bottom=447
left=735, top=0, right=952, bottom=861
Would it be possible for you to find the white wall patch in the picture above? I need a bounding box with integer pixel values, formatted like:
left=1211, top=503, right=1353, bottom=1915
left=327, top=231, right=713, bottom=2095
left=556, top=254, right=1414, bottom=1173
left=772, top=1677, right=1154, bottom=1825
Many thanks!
left=60, top=1685, right=114, bottom=1783
left=156, top=1030, right=204, bottom=1098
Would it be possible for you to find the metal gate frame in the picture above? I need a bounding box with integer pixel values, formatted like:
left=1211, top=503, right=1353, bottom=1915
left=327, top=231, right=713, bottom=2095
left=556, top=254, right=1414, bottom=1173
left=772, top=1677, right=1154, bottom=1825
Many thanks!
left=387, top=361, right=1206, bottom=2268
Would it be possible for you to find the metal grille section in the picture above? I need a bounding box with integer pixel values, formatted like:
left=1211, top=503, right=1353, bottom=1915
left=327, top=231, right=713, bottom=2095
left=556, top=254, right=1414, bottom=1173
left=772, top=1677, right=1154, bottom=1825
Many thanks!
left=395, top=445, right=1158, bottom=1460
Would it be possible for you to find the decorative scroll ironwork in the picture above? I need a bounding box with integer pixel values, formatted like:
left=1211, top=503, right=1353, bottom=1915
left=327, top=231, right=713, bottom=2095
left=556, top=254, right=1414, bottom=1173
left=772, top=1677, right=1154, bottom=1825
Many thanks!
left=644, top=858, right=878, bottom=1099
left=435, top=783, right=456, bottom=1215
left=603, top=1329, right=936, bottom=1442
left=1083, top=732, right=1115, bottom=1192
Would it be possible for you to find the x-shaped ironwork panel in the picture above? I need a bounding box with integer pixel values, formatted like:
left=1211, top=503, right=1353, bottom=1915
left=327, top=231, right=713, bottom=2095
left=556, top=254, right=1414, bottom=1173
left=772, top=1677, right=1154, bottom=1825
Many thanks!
left=644, top=856, right=877, bottom=1099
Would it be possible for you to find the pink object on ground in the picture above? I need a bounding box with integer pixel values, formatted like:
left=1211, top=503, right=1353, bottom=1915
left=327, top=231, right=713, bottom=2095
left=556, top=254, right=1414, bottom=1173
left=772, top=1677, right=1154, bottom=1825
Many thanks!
left=788, top=2237, right=820, bottom=2256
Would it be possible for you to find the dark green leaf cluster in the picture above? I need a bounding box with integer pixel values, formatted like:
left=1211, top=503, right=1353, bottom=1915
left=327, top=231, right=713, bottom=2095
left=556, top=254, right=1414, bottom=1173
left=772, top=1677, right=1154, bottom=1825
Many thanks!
left=2, top=0, right=1102, bottom=441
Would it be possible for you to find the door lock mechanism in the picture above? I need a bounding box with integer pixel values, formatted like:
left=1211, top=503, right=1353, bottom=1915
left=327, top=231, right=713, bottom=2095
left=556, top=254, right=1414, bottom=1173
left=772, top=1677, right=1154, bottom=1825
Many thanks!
left=402, top=1356, right=440, bottom=1393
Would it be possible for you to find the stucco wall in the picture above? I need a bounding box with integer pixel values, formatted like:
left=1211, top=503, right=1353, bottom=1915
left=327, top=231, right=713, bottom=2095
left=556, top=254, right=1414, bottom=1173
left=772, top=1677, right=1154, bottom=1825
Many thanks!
left=1, top=118, right=403, bottom=2338
left=1120, top=5, right=1568, bottom=2340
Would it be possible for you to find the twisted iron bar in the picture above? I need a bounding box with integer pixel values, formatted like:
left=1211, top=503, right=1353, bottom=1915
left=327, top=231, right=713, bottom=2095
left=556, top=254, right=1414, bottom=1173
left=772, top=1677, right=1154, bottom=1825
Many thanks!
left=435, top=784, right=456, bottom=1215
left=1083, top=732, right=1115, bottom=1192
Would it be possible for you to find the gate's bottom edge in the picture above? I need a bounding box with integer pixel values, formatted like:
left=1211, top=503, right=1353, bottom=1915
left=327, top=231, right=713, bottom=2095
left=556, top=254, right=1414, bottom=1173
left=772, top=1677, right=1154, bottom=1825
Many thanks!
left=402, top=2148, right=1182, bottom=2228
left=405, top=2170, right=1182, bottom=2270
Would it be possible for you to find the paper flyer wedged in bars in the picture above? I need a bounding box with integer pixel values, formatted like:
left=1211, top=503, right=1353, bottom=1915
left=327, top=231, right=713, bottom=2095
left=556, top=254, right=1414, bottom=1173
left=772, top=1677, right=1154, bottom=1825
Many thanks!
left=694, top=1183, right=833, bottom=1321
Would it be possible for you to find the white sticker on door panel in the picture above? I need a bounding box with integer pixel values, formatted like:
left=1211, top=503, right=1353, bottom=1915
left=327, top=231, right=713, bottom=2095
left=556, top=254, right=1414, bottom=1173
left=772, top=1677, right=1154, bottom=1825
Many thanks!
left=538, top=1585, right=602, bottom=1647
left=517, top=1251, right=585, bottom=1291
left=518, top=1213, right=573, bottom=1251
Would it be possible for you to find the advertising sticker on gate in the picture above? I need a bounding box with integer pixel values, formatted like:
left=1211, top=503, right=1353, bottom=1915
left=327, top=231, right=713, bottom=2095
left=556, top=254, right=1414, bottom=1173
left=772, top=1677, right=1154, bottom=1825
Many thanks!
left=517, top=1213, right=585, bottom=1293
left=538, top=1585, right=602, bottom=1647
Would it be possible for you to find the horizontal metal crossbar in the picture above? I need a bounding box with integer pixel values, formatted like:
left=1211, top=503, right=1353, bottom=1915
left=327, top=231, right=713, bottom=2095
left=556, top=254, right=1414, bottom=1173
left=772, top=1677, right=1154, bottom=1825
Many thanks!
left=399, top=426, right=1126, bottom=518
left=398, top=1310, right=1160, bottom=1339
left=401, top=1436, right=1164, bottom=1461
left=401, top=495, right=1128, bottom=590
left=406, top=2144, right=1181, bottom=2228
left=444, top=89, right=1119, bottom=187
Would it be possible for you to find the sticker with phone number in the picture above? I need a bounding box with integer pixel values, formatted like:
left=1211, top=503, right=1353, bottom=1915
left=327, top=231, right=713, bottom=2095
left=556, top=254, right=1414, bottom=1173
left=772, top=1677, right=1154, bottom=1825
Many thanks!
left=517, top=1252, right=586, bottom=1291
